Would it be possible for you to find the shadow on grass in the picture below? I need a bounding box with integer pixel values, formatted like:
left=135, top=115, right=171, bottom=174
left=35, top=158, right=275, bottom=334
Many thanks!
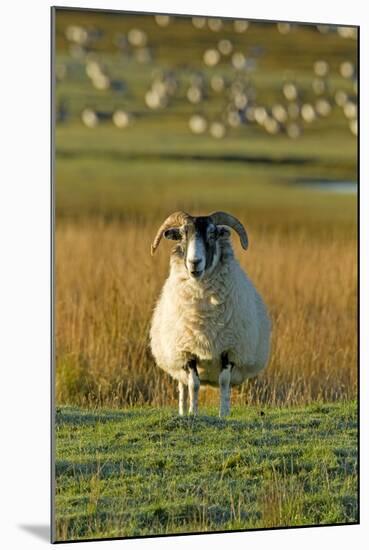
left=55, top=502, right=261, bottom=540
left=55, top=407, right=152, bottom=426
left=55, top=407, right=255, bottom=430
left=56, top=458, right=129, bottom=478
left=162, top=414, right=246, bottom=431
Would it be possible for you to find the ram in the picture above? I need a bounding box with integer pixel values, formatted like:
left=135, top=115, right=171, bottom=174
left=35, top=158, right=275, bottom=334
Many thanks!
left=150, top=211, right=271, bottom=417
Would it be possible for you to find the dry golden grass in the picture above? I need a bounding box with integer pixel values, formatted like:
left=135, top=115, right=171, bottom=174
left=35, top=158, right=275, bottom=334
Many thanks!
left=55, top=213, right=357, bottom=408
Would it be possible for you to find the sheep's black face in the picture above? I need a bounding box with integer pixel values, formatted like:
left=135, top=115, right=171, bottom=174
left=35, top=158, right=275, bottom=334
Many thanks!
left=164, top=217, right=228, bottom=280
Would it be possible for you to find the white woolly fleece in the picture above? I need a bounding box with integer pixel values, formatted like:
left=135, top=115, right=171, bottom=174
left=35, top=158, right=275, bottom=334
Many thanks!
left=150, top=237, right=271, bottom=388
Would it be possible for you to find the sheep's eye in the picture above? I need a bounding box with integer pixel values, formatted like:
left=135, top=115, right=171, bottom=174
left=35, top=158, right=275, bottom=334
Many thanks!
left=164, top=228, right=182, bottom=241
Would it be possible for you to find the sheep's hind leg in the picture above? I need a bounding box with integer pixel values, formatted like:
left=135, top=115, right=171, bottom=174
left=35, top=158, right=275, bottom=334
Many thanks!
left=219, top=352, right=233, bottom=418
left=178, top=381, right=188, bottom=416
left=186, top=358, right=200, bottom=415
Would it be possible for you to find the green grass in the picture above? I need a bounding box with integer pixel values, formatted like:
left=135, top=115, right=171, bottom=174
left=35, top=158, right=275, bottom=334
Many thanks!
left=54, top=400, right=358, bottom=541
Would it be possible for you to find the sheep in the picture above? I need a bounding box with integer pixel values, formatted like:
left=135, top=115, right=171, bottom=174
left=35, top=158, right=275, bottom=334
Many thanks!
left=149, top=211, right=271, bottom=417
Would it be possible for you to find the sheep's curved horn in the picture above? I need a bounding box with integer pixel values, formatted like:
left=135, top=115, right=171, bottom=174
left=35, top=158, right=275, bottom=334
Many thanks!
left=210, top=211, right=248, bottom=250
left=151, top=211, right=193, bottom=255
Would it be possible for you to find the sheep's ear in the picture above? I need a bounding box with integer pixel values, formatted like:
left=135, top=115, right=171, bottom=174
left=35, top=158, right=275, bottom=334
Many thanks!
left=217, top=226, right=231, bottom=239
left=164, top=228, right=182, bottom=241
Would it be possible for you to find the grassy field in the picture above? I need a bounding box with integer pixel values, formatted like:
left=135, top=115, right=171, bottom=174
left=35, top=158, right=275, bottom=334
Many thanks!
left=53, top=9, right=358, bottom=540
left=56, top=196, right=357, bottom=408
left=54, top=400, right=358, bottom=541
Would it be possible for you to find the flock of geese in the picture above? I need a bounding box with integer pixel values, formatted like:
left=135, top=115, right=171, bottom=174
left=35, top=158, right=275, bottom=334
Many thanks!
left=56, top=16, right=358, bottom=139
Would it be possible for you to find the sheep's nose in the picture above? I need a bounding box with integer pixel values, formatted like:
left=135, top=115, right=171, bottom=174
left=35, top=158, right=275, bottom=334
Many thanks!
left=190, top=259, right=202, bottom=268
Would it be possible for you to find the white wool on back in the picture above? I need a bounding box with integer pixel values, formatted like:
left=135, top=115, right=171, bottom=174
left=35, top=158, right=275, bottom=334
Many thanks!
left=150, top=239, right=271, bottom=387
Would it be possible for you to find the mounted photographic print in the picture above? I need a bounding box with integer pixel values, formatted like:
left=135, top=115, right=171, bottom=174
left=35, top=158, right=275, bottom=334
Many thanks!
left=51, top=6, right=359, bottom=543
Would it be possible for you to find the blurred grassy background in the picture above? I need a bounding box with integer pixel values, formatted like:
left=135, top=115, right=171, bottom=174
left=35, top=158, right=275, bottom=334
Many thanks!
left=54, top=9, right=357, bottom=408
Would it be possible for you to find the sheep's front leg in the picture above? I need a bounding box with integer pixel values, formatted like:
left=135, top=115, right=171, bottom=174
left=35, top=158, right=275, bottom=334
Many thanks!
left=219, top=352, right=233, bottom=418
left=178, top=381, right=188, bottom=416
left=186, top=357, right=200, bottom=415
